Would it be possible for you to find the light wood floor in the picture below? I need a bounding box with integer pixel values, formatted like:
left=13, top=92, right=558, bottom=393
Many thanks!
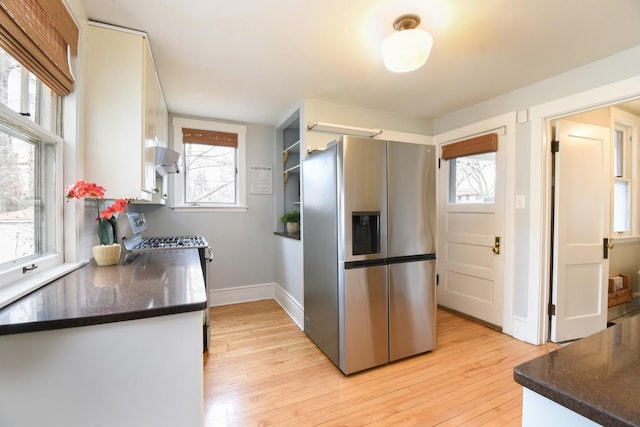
left=204, top=300, right=557, bottom=426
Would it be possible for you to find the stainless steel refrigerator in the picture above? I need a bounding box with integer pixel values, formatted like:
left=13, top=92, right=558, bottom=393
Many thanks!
left=303, top=135, right=436, bottom=375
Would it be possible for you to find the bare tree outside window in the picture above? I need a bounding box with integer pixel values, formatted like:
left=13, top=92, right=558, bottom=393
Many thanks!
left=450, top=153, right=496, bottom=203
left=184, top=143, right=236, bottom=204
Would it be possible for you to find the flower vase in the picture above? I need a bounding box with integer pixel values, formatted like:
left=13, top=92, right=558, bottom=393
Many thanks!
left=92, top=243, right=121, bottom=266
left=286, top=222, right=299, bottom=234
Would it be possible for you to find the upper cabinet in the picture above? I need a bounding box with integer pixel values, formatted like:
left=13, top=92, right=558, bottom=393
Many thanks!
left=86, top=23, right=168, bottom=202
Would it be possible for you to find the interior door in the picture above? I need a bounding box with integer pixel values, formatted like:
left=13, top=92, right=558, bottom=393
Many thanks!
left=437, top=131, right=506, bottom=327
left=550, top=120, right=610, bottom=342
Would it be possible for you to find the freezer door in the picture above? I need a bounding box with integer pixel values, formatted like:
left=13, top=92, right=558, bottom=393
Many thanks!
left=341, top=264, right=388, bottom=374
left=389, top=259, right=436, bottom=361
left=387, top=141, right=436, bottom=257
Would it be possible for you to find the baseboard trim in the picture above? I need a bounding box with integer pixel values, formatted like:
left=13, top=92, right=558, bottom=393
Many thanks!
left=274, top=285, right=304, bottom=330
left=210, top=283, right=303, bottom=330
left=210, top=283, right=275, bottom=306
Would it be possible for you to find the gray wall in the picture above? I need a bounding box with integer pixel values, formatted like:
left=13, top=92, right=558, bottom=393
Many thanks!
left=136, top=114, right=277, bottom=290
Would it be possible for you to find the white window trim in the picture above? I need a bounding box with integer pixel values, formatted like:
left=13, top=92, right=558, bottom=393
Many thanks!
left=611, top=107, right=640, bottom=237
left=171, top=117, right=247, bottom=212
left=0, top=102, right=70, bottom=308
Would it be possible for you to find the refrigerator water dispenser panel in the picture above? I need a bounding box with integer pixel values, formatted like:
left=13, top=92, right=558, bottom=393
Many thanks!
left=352, top=211, right=380, bottom=255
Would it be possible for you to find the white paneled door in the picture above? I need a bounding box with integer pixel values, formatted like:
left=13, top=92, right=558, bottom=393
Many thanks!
left=437, top=127, right=507, bottom=328
left=550, top=120, right=610, bottom=342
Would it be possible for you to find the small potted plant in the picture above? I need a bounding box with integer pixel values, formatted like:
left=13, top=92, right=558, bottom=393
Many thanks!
left=280, top=210, right=300, bottom=234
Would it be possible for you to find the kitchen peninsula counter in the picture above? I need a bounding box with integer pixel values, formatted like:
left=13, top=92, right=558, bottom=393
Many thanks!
left=0, top=249, right=206, bottom=335
left=514, top=314, right=640, bottom=426
left=0, top=249, right=206, bottom=427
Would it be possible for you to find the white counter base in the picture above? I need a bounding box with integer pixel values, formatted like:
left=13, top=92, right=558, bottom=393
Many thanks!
left=522, top=388, right=601, bottom=427
left=0, top=311, right=203, bottom=427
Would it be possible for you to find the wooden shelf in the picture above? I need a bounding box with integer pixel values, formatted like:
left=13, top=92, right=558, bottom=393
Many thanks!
left=284, top=140, right=300, bottom=154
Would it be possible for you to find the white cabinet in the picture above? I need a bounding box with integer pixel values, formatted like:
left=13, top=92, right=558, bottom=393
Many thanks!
left=86, top=23, right=168, bottom=202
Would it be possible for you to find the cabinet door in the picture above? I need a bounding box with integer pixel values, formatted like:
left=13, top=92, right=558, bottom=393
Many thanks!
left=86, top=24, right=152, bottom=201
left=142, top=40, right=159, bottom=195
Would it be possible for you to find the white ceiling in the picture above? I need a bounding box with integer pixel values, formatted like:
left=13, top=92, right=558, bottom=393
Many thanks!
left=80, top=0, right=640, bottom=126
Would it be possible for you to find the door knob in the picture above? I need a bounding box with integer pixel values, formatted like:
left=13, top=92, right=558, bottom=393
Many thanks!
left=492, top=236, right=501, bottom=254
left=603, top=238, right=614, bottom=259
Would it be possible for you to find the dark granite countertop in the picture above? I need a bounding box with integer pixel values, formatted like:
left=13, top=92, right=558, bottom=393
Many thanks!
left=0, top=249, right=207, bottom=336
left=514, top=315, right=640, bottom=427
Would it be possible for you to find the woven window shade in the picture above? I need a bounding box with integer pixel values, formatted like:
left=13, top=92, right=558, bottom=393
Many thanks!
left=182, top=128, right=238, bottom=148
left=0, top=0, right=78, bottom=96
left=441, top=133, right=498, bottom=160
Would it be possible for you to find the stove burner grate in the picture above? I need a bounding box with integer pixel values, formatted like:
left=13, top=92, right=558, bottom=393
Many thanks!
left=133, top=235, right=208, bottom=251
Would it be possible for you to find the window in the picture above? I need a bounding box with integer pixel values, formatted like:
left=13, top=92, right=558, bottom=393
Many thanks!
left=0, top=48, right=63, bottom=286
left=612, top=125, right=631, bottom=235
left=172, top=117, right=247, bottom=211
left=442, top=132, right=498, bottom=204
left=449, top=153, right=496, bottom=203
left=0, top=0, right=77, bottom=305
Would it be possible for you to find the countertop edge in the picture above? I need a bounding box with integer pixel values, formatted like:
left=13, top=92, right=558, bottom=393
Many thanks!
left=514, top=364, right=635, bottom=427
left=0, top=300, right=207, bottom=336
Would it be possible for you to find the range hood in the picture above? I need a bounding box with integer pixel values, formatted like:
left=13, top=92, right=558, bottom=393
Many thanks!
left=150, top=147, right=181, bottom=176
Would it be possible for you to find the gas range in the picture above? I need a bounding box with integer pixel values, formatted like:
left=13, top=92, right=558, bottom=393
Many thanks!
left=130, top=235, right=209, bottom=251
left=118, top=212, right=208, bottom=253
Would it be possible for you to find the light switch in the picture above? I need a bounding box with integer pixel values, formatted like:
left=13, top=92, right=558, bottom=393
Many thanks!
left=515, top=195, right=526, bottom=209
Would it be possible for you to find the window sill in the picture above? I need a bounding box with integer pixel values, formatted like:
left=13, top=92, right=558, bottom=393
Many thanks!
left=171, top=204, right=248, bottom=213
left=0, top=261, right=88, bottom=309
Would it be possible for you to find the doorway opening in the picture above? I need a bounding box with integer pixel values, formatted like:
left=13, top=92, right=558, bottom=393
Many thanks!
left=547, top=100, right=640, bottom=343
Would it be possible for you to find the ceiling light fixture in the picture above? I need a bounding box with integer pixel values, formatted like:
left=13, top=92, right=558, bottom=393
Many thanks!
left=381, top=14, right=433, bottom=73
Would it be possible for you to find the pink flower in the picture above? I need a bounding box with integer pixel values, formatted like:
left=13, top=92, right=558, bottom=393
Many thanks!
left=65, top=180, right=133, bottom=245
left=99, top=198, right=132, bottom=220
left=65, top=180, right=106, bottom=199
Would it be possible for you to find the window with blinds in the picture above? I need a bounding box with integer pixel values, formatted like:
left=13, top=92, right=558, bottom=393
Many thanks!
left=443, top=133, right=498, bottom=204
left=182, top=128, right=239, bottom=204
left=0, top=0, right=78, bottom=96
left=173, top=118, right=248, bottom=210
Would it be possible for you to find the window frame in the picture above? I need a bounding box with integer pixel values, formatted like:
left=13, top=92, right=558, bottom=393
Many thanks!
left=172, top=117, right=247, bottom=212
left=0, top=101, right=68, bottom=302
left=612, top=125, right=631, bottom=236
left=448, top=151, right=497, bottom=204
left=610, top=108, right=640, bottom=239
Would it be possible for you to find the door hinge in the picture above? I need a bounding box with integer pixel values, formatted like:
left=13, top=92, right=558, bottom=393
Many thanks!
left=436, top=274, right=439, bottom=285
left=548, top=303, right=556, bottom=316
left=438, top=158, right=441, bottom=169
left=551, top=140, right=560, bottom=153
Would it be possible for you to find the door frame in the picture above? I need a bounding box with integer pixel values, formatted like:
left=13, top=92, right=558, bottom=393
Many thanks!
left=526, top=76, right=640, bottom=345
left=435, top=112, right=516, bottom=335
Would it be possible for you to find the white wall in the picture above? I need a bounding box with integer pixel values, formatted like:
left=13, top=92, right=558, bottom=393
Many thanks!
left=433, top=44, right=640, bottom=343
